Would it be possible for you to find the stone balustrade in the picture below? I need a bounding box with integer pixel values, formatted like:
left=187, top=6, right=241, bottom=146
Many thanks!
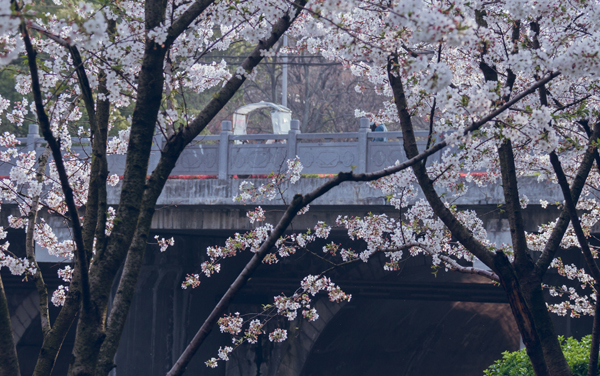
left=5, top=119, right=439, bottom=179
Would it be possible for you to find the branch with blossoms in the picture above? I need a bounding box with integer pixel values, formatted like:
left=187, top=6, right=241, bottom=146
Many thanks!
left=234, top=157, right=304, bottom=203
left=204, top=274, right=351, bottom=369
left=545, top=284, right=596, bottom=319
left=541, top=257, right=597, bottom=319
left=177, top=152, right=509, bottom=372
left=550, top=152, right=600, bottom=283
left=153, top=235, right=175, bottom=253
left=183, top=190, right=503, bottom=371
left=171, top=67, right=563, bottom=366
left=24, top=145, right=51, bottom=335
left=549, top=145, right=600, bottom=375
left=21, top=16, right=92, bottom=311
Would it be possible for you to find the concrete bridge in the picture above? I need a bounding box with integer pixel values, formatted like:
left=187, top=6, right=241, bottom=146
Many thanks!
left=1, top=123, right=594, bottom=375
left=13, top=118, right=437, bottom=179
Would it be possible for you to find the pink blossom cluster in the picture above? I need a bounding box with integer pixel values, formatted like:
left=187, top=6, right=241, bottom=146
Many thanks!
left=246, top=206, right=266, bottom=224
left=233, top=158, right=304, bottom=203
left=154, top=235, right=175, bottom=253
left=300, top=275, right=352, bottom=303
left=217, top=313, right=243, bottom=335
left=51, top=285, right=68, bottom=307
left=57, top=266, right=73, bottom=282
left=268, top=328, right=287, bottom=343
left=0, top=246, right=36, bottom=277
left=181, top=274, right=201, bottom=289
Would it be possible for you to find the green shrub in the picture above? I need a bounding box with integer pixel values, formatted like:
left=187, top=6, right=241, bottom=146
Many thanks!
left=484, top=336, right=599, bottom=376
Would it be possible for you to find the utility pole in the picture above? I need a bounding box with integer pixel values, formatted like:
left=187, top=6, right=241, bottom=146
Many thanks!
left=282, top=34, right=288, bottom=107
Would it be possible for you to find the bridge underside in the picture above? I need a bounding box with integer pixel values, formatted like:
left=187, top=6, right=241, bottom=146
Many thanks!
left=1, top=197, right=594, bottom=375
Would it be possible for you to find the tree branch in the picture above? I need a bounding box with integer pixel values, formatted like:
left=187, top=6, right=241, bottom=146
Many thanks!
left=410, top=243, right=500, bottom=282
left=67, top=44, right=102, bottom=262
left=22, top=16, right=93, bottom=376
left=438, top=254, right=499, bottom=281
left=388, top=54, right=552, bottom=375
left=166, top=0, right=215, bottom=46
left=549, top=152, right=600, bottom=283
left=91, top=67, right=111, bottom=265
left=25, top=145, right=52, bottom=336
left=535, top=122, right=600, bottom=277
left=498, top=140, right=534, bottom=277
left=21, top=5, right=90, bottom=316
left=167, top=194, right=305, bottom=376
left=387, top=55, right=496, bottom=269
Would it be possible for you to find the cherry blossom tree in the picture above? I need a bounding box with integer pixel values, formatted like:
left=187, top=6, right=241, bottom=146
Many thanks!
left=167, top=2, right=600, bottom=376
left=0, top=0, right=310, bottom=375
left=0, top=0, right=600, bottom=376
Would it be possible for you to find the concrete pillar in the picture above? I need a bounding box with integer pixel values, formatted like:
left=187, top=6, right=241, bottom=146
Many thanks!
left=474, top=218, right=512, bottom=271
left=219, top=120, right=232, bottom=179
left=149, top=131, right=164, bottom=173
left=287, top=119, right=300, bottom=160
left=27, top=124, right=39, bottom=152
left=357, top=118, right=370, bottom=173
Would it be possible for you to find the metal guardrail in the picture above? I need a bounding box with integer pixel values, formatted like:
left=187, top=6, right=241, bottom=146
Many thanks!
left=4, top=119, right=441, bottom=179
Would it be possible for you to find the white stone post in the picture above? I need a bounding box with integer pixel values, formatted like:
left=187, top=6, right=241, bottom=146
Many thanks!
left=219, top=120, right=232, bottom=179
left=288, top=119, right=300, bottom=160
left=357, top=118, right=370, bottom=173
left=27, top=124, right=40, bottom=152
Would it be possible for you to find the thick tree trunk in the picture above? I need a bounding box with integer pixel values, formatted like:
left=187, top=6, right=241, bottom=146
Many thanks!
left=95, top=2, right=310, bottom=374
left=494, top=254, right=549, bottom=376
left=68, top=36, right=169, bottom=376
left=496, top=141, right=561, bottom=375
left=497, top=140, right=572, bottom=375
left=0, top=275, right=20, bottom=376
left=521, top=278, right=572, bottom=376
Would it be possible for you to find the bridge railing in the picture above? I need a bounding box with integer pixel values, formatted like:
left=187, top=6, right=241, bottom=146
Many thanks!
left=2, top=120, right=443, bottom=179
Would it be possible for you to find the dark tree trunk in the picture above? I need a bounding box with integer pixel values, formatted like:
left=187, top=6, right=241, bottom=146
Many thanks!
left=0, top=275, right=20, bottom=376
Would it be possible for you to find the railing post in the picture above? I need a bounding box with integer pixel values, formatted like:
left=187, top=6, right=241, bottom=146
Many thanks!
left=288, top=119, right=300, bottom=160
left=219, top=120, right=232, bottom=179
left=27, top=123, right=39, bottom=152
left=358, top=118, right=370, bottom=173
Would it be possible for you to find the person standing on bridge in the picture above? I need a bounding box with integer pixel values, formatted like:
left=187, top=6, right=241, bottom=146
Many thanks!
left=370, top=122, right=388, bottom=141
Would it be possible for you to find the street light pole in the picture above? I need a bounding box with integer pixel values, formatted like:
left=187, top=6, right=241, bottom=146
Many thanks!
left=282, top=34, right=288, bottom=108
